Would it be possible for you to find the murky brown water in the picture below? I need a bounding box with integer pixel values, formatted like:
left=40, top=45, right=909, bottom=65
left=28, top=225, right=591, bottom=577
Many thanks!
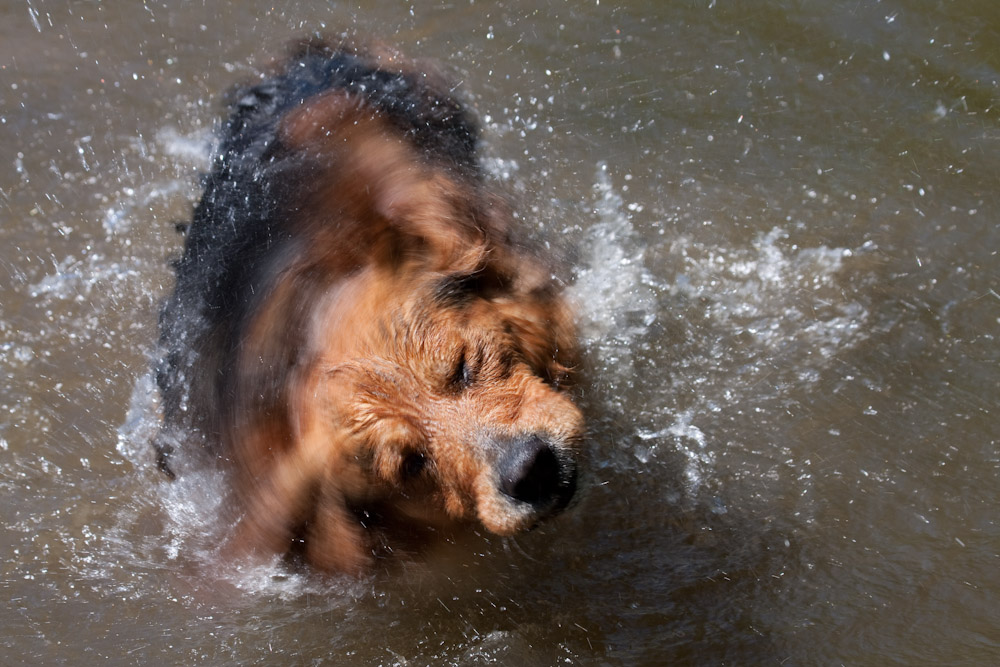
left=2, top=1, right=998, bottom=664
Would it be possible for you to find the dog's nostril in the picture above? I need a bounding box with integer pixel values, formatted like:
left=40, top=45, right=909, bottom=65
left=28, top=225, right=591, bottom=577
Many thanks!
left=500, top=437, right=573, bottom=508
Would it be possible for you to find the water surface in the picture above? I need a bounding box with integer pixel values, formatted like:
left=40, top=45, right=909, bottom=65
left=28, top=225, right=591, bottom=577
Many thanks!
left=2, top=1, right=998, bottom=664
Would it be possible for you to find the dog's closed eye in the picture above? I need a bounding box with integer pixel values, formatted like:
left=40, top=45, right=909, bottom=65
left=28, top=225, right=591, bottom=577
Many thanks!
left=447, top=345, right=478, bottom=391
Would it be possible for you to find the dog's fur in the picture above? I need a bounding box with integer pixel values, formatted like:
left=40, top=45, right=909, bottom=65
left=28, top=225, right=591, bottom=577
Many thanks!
left=156, top=39, right=584, bottom=574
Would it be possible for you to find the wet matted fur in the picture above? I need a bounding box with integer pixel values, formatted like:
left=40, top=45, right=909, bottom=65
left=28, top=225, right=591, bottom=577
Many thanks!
left=156, top=39, right=584, bottom=574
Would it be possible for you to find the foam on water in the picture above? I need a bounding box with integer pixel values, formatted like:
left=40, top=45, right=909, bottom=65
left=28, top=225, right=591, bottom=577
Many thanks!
left=116, top=372, right=228, bottom=569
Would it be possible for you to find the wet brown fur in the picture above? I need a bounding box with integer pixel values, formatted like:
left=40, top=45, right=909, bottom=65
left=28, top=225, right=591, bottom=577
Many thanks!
left=157, top=40, right=583, bottom=574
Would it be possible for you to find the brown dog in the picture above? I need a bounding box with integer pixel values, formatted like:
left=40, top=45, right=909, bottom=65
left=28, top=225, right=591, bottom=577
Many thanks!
left=155, top=39, right=584, bottom=573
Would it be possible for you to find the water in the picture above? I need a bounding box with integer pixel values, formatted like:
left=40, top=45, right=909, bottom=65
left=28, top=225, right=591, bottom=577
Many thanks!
left=2, top=1, right=999, bottom=664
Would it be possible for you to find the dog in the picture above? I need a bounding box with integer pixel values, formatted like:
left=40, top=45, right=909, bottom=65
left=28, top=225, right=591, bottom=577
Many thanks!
left=155, top=38, right=584, bottom=574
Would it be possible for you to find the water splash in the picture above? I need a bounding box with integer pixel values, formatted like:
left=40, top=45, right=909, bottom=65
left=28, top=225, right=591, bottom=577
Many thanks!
left=669, top=226, right=869, bottom=375
left=563, top=167, right=871, bottom=500
left=637, top=410, right=714, bottom=493
left=570, top=162, right=659, bottom=373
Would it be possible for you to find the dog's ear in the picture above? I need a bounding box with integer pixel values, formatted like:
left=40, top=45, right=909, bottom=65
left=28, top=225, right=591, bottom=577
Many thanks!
left=496, top=287, right=579, bottom=390
left=280, top=91, right=489, bottom=274
left=228, top=447, right=320, bottom=563
left=304, top=474, right=371, bottom=574
left=228, top=416, right=372, bottom=574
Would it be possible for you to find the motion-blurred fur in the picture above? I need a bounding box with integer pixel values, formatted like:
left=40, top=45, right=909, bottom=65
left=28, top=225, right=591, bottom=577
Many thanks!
left=156, top=39, right=583, bottom=573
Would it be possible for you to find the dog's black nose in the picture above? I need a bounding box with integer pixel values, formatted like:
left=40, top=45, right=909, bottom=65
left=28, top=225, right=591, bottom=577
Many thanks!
left=499, top=436, right=576, bottom=511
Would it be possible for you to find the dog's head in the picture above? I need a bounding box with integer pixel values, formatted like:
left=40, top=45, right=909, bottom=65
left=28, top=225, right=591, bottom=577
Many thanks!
left=312, top=265, right=583, bottom=537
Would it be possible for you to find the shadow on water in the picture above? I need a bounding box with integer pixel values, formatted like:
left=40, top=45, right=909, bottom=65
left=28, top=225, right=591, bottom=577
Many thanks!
left=1, top=1, right=999, bottom=664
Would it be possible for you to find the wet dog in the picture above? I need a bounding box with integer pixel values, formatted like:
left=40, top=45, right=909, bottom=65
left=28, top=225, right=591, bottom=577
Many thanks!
left=155, top=39, right=584, bottom=573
